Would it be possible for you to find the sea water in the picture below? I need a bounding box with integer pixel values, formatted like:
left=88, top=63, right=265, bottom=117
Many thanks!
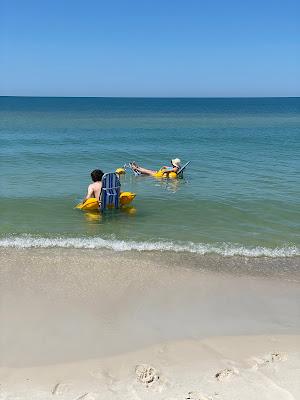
left=0, top=97, right=299, bottom=256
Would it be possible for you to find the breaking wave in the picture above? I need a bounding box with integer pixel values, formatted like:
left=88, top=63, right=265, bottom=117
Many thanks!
left=0, top=235, right=299, bottom=257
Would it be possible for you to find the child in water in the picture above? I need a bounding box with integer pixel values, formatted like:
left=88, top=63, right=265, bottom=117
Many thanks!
left=130, top=158, right=181, bottom=177
left=82, top=169, right=104, bottom=203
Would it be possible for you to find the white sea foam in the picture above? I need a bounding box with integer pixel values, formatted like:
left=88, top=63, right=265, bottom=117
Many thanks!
left=0, top=235, right=299, bottom=257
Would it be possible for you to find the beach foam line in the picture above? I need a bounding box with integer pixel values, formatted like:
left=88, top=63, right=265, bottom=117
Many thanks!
left=0, top=235, right=299, bottom=257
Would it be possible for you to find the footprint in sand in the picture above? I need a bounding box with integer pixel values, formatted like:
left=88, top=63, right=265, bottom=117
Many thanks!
left=186, top=391, right=219, bottom=400
left=52, top=382, right=73, bottom=395
left=215, top=367, right=239, bottom=381
left=51, top=382, right=72, bottom=396
left=51, top=383, right=95, bottom=399
left=75, top=394, right=97, bottom=400
left=251, top=352, right=288, bottom=369
left=135, top=364, right=160, bottom=388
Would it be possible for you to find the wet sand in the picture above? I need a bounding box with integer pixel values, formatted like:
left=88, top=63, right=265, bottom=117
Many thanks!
left=0, top=248, right=299, bottom=399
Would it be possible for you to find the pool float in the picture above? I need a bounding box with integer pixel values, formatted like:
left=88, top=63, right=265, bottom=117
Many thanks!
left=75, top=192, right=136, bottom=211
left=115, top=167, right=126, bottom=175
left=153, top=169, right=178, bottom=179
left=119, top=191, right=136, bottom=205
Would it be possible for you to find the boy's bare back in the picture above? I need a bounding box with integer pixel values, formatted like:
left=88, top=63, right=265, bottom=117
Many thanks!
left=83, top=169, right=104, bottom=203
left=87, top=181, right=102, bottom=200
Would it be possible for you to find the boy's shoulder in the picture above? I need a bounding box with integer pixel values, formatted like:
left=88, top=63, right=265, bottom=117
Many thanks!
left=89, top=181, right=100, bottom=189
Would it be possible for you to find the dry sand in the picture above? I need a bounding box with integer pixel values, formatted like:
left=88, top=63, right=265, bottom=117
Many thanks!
left=0, top=248, right=299, bottom=399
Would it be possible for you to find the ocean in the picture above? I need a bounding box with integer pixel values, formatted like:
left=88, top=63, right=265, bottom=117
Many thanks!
left=0, top=96, right=299, bottom=257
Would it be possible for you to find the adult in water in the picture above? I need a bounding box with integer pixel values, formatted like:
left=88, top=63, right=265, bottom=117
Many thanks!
left=131, top=158, right=181, bottom=177
left=83, top=169, right=104, bottom=203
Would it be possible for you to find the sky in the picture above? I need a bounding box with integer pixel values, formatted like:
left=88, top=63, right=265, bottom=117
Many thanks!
left=1, top=0, right=299, bottom=97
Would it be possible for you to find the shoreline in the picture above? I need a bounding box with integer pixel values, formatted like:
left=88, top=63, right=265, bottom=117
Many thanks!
left=1, top=236, right=299, bottom=259
left=1, top=247, right=300, bottom=280
left=1, top=248, right=299, bottom=398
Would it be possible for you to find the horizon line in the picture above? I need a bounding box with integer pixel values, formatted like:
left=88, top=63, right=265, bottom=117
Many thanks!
left=1, top=95, right=299, bottom=99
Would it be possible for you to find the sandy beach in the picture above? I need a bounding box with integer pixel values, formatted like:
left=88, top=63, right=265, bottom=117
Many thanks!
left=1, top=248, right=299, bottom=399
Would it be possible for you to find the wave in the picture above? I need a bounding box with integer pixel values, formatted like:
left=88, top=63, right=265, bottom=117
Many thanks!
left=0, top=235, right=299, bottom=257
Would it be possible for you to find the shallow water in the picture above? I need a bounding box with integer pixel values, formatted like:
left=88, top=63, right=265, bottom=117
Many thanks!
left=0, top=97, right=299, bottom=256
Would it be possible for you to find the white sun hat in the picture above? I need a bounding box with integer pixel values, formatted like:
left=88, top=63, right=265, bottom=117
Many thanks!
left=171, top=158, right=181, bottom=168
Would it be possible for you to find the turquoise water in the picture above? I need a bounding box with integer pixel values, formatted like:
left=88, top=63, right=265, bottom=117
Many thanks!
left=0, top=97, right=299, bottom=256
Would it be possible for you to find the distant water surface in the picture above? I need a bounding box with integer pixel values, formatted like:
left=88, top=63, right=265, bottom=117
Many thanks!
left=0, top=97, right=299, bottom=256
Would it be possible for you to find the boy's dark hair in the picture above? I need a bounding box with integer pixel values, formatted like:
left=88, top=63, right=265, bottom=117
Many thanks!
left=91, top=169, right=104, bottom=182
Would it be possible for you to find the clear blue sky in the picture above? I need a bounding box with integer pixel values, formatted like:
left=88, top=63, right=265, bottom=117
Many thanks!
left=1, top=0, right=299, bottom=97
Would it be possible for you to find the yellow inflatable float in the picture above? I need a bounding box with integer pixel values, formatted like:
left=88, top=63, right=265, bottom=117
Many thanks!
left=76, top=192, right=136, bottom=211
left=115, top=167, right=126, bottom=175
left=153, top=168, right=178, bottom=179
